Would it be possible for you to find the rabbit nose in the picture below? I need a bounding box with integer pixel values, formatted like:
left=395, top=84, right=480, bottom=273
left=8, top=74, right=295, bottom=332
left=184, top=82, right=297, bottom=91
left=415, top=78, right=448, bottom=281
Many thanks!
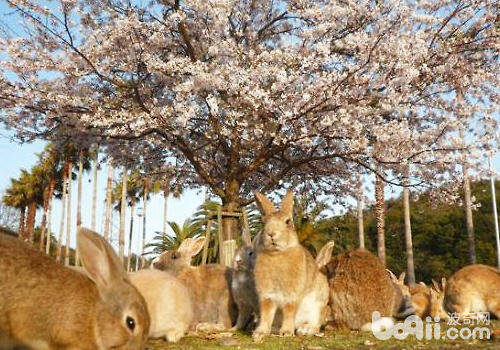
left=268, top=231, right=276, bottom=238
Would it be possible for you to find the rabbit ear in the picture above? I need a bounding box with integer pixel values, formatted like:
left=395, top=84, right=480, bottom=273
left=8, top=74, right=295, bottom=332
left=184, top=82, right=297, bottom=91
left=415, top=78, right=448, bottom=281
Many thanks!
left=441, top=277, right=447, bottom=290
left=254, top=191, right=276, bottom=216
left=241, top=228, right=252, bottom=246
left=398, top=272, right=406, bottom=284
left=431, top=279, right=441, bottom=292
left=77, top=227, right=127, bottom=291
left=281, top=190, right=294, bottom=217
left=251, top=232, right=262, bottom=249
left=316, top=241, right=334, bottom=268
left=386, top=269, right=397, bottom=282
left=178, top=238, right=194, bottom=255
left=189, top=236, right=206, bottom=257
left=419, top=281, right=427, bottom=287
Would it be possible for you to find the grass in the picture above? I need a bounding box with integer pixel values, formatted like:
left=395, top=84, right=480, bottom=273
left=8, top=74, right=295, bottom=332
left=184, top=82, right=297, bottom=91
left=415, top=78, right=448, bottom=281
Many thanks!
left=146, top=321, right=500, bottom=349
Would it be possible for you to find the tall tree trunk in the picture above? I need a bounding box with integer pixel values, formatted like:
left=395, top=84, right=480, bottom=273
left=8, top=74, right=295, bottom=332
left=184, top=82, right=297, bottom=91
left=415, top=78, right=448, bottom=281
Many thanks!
left=457, top=89, right=476, bottom=264
left=163, top=187, right=169, bottom=234
left=463, top=164, right=476, bottom=264
left=26, top=201, right=37, bottom=243
left=91, top=148, right=99, bottom=231
left=75, top=151, right=84, bottom=266
left=119, top=171, right=128, bottom=263
left=39, top=184, right=50, bottom=251
left=65, top=161, right=73, bottom=266
left=219, top=180, right=239, bottom=267
left=45, top=179, right=56, bottom=256
left=104, top=159, right=114, bottom=241
left=18, top=206, right=26, bottom=239
left=357, top=175, right=365, bottom=249
left=127, top=196, right=136, bottom=272
left=56, top=162, right=68, bottom=263
left=140, top=178, right=150, bottom=269
left=375, top=173, right=386, bottom=267
left=403, top=166, right=416, bottom=285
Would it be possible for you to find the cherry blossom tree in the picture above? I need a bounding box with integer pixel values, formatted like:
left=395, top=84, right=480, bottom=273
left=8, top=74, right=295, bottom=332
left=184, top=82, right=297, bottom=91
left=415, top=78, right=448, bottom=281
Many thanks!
left=0, top=0, right=498, bottom=263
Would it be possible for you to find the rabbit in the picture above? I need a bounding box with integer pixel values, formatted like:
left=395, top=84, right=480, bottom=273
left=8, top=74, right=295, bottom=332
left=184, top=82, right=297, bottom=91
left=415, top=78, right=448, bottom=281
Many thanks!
left=230, top=229, right=259, bottom=331
left=151, top=236, right=236, bottom=331
left=323, top=248, right=402, bottom=332
left=409, top=282, right=431, bottom=319
left=386, top=270, right=416, bottom=319
left=0, top=227, right=150, bottom=350
left=251, top=190, right=330, bottom=341
left=429, top=278, right=450, bottom=321
left=445, top=264, right=500, bottom=319
left=128, top=269, right=192, bottom=342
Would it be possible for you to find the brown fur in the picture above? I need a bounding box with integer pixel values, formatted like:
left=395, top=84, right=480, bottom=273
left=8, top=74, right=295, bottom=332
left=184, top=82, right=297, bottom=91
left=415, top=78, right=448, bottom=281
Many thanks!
left=0, top=229, right=149, bottom=350
left=445, top=264, right=500, bottom=318
left=152, top=239, right=236, bottom=329
left=252, top=191, right=329, bottom=341
left=324, top=249, right=396, bottom=330
left=409, top=283, right=431, bottom=319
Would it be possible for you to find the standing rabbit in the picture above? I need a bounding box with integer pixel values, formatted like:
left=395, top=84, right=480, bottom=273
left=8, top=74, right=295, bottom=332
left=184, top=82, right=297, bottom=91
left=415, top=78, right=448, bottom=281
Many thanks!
left=252, top=191, right=329, bottom=341
left=324, top=248, right=405, bottom=331
left=152, top=237, right=236, bottom=330
left=231, top=229, right=259, bottom=331
left=129, top=269, right=193, bottom=342
left=445, top=264, right=500, bottom=319
left=0, top=227, right=150, bottom=350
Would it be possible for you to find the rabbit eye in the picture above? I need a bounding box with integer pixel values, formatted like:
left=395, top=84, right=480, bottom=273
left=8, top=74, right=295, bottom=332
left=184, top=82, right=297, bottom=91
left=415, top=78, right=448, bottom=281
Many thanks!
left=126, top=316, right=136, bottom=332
left=248, top=251, right=253, bottom=256
left=285, top=218, right=292, bottom=225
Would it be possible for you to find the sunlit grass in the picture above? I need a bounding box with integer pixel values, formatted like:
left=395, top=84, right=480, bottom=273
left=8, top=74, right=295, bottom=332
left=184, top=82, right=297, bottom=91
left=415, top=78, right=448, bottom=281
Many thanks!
left=146, top=321, right=500, bottom=349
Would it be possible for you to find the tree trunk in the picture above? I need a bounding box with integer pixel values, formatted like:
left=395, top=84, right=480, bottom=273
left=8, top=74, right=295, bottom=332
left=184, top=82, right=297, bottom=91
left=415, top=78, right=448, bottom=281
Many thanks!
left=45, top=179, right=56, bottom=256
left=26, top=201, right=37, bottom=243
left=403, top=166, right=416, bottom=285
left=463, top=164, right=476, bottom=264
left=457, top=89, right=476, bottom=264
left=39, top=184, right=50, bottom=251
left=357, top=175, right=365, bottom=249
left=65, top=161, right=73, bottom=266
left=18, top=206, right=26, bottom=239
left=127, top=196, right=136, bottom=272
left=140, top=178, right=150, bottom=269
left=375, top=173, right=386, bottom=267
left=56, top=163, right=68, bottom=263
left=91, top=148, right=99, bottom=231
left=119, top=171, right=128, bottom=263
left=219, top=180, right=240, bottom=267
left=74, top=152, right=84, bottom=265
left=104, top=160, right=114, bottom=241
left=163, top=187, right=169, bottom=234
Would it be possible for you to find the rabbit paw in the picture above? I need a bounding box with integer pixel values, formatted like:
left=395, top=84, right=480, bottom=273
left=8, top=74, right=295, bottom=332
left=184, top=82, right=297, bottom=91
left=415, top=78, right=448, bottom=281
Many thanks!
left=165, top=329, right=184, bottom=343
left=296, top=324, right=319, bottom=336
left=252, top=330, right=268, bottom=343
left=278, top=328, right=294, bottom=337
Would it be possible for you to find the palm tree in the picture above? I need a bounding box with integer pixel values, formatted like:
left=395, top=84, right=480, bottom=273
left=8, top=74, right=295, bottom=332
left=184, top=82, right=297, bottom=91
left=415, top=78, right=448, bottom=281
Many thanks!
left=3, top=178, right=29, bottom=238
left=90, top=145, right=99, bottom=231
left=104, top=158, right=114, bottom=241
left=145, top=220, right=198, bottom=256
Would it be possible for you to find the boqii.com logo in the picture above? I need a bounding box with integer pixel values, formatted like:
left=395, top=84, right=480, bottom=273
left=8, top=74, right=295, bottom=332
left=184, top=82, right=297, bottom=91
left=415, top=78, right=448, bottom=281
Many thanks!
left=371, top=311, right=491, bottom=340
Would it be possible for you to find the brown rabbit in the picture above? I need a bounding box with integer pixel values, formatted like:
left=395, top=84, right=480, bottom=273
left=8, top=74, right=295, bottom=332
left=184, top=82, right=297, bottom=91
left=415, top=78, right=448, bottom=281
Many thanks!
left=386, top=271, right=415, bottom=319
left=0, top=227, right=150, bottom=350
left=252, top=191, right=329, bottom=341
left=409, top=282, right=431, bottom=319
left=152, top=237, right=236, bottom=330
left=445, top=264, right=500, bottom=319
left=429, top=278, right=449, bottom=321
left=324, top=249, right=403, bottom=331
